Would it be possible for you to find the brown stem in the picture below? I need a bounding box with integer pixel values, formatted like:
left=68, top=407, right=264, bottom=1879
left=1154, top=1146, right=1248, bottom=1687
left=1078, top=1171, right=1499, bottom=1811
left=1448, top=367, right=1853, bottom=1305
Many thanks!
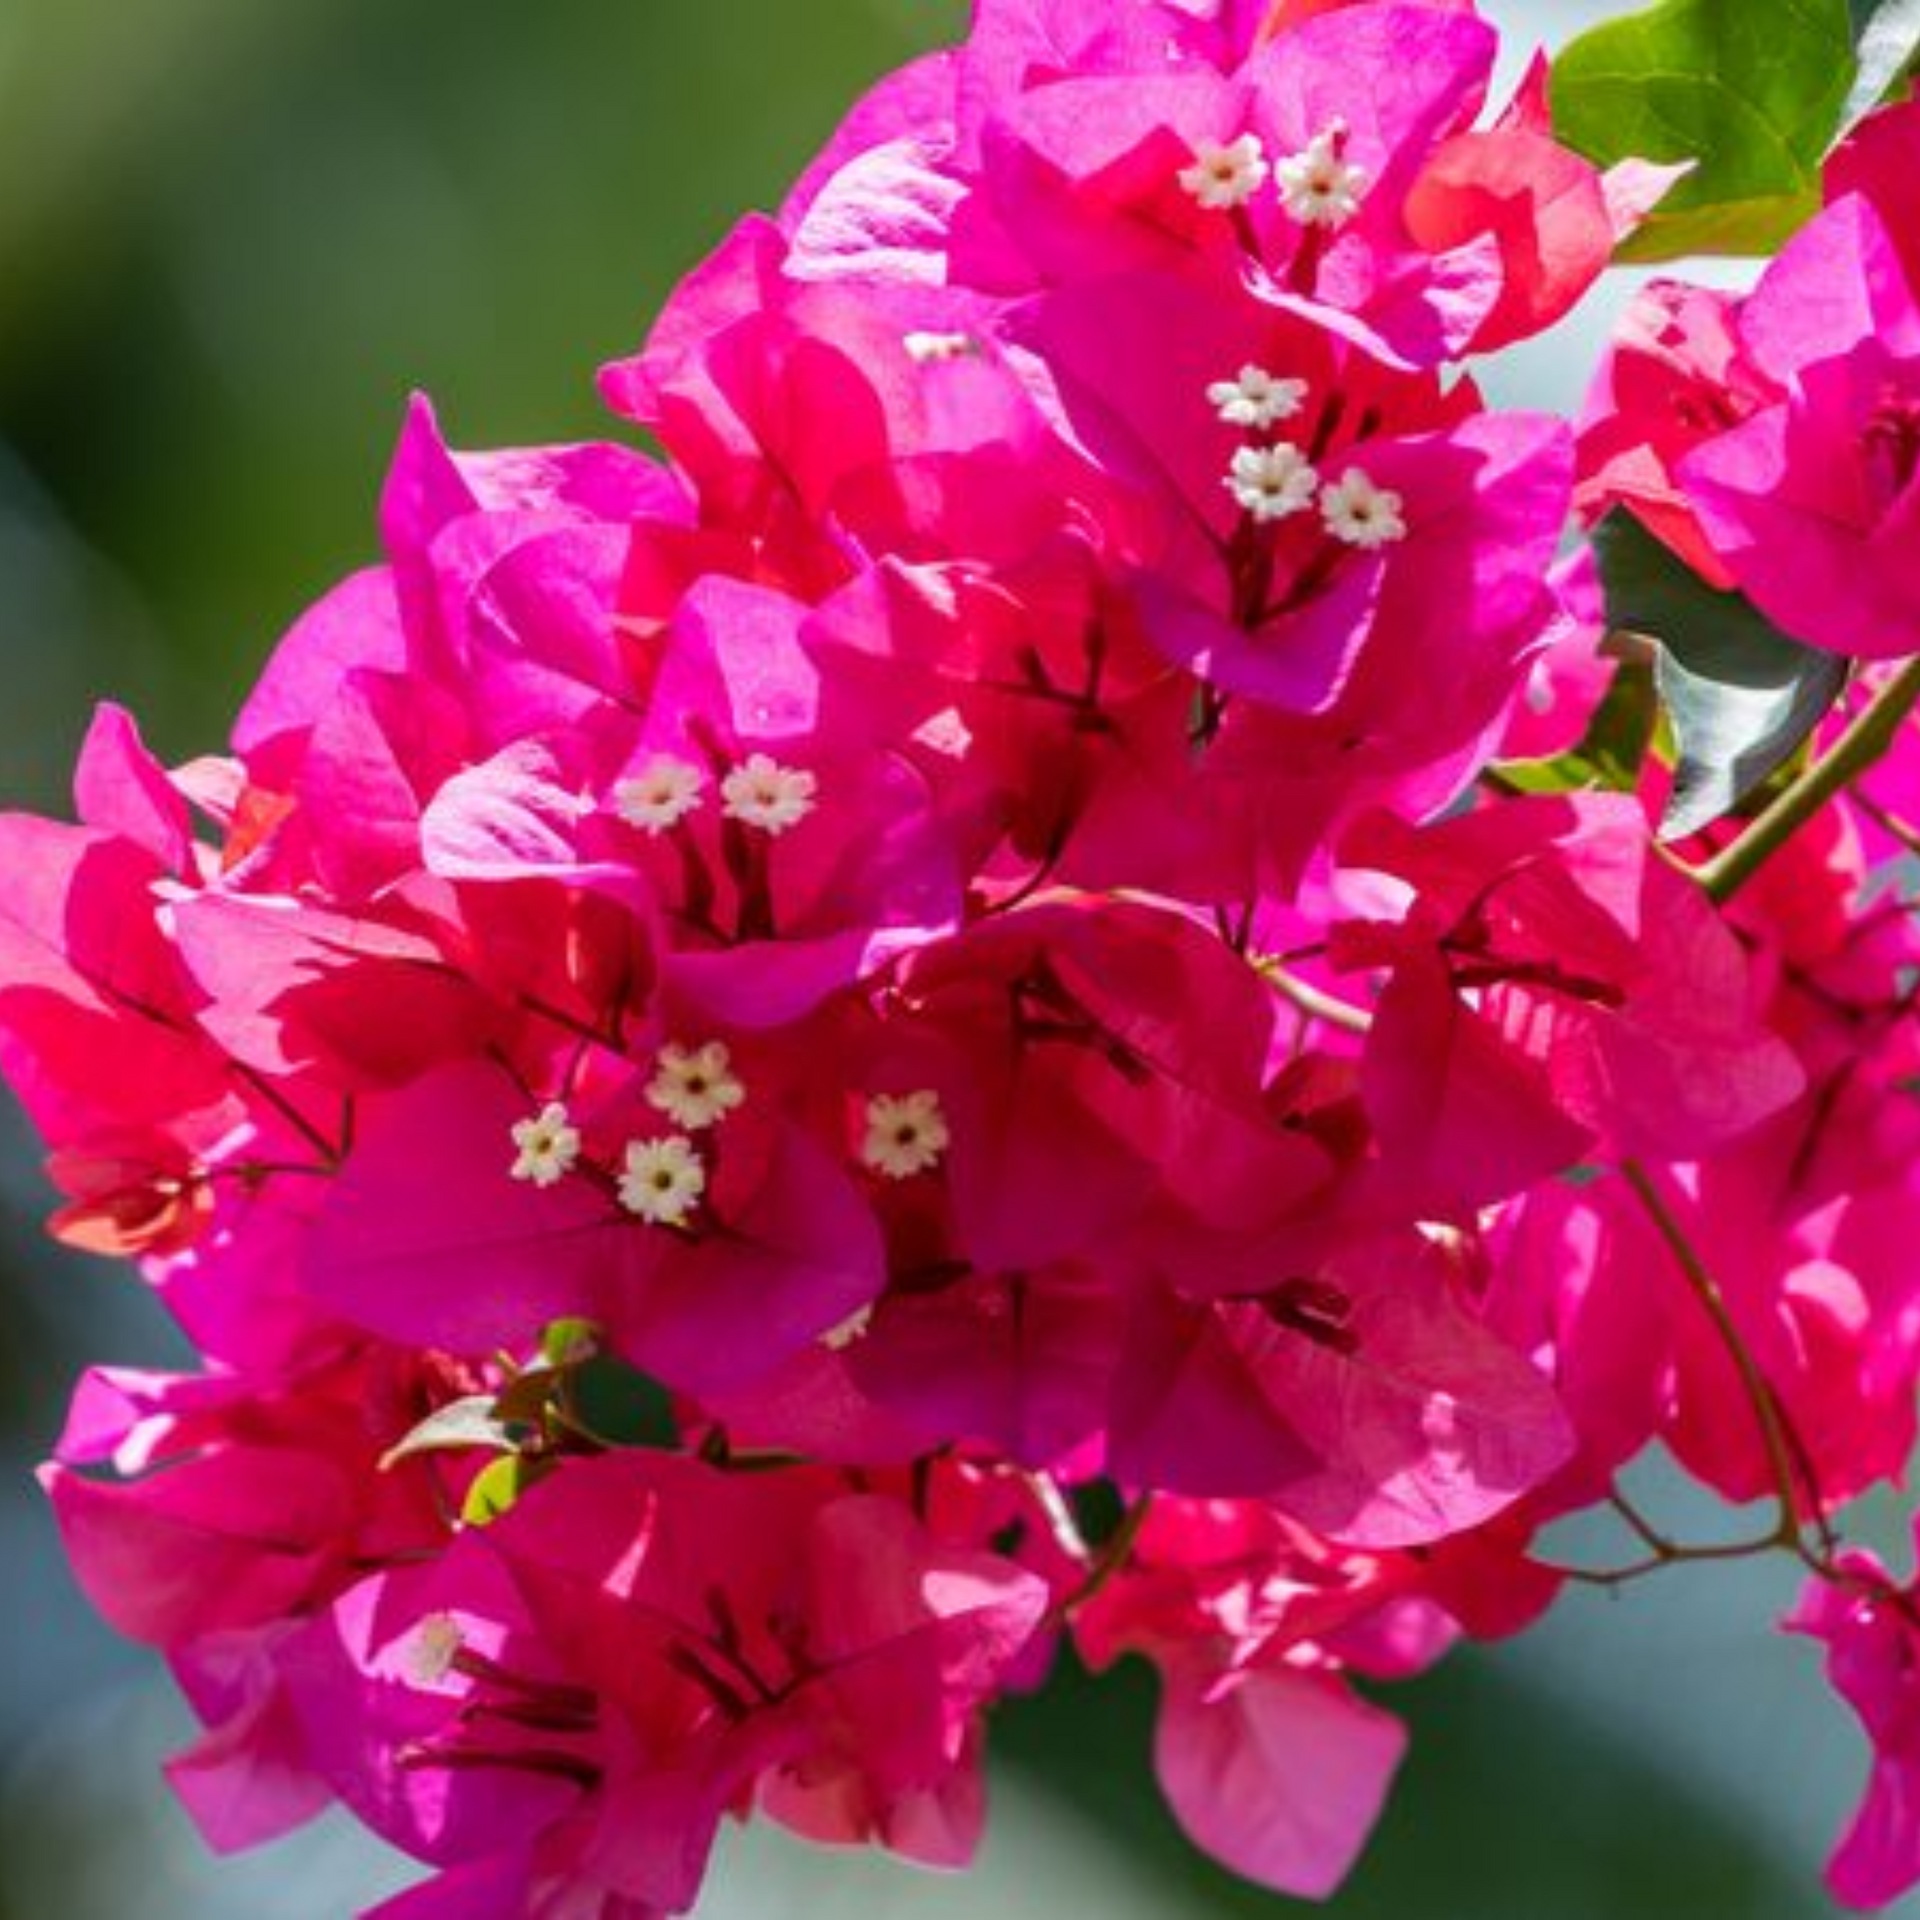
left=1621, top=1160, right=1807, bottom=1541
left=1547, top=1530, right=1785, bottom=1591
left=1050, top=1496, right=1153, bottom=1627
left=1575, top=1164, right=1920, bottom=1623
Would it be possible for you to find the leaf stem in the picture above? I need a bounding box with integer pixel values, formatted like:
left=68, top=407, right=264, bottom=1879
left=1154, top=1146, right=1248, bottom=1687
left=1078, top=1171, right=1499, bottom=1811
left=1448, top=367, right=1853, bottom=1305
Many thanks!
left=1694, top=657, right=1920, bottom=904
left=1254, top=959, right=1374, bottom=1035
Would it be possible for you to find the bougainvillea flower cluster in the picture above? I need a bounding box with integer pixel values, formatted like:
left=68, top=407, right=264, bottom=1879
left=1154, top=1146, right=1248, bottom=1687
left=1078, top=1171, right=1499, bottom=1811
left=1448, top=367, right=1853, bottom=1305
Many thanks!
left=12, top=1, right=1920, bottom=1912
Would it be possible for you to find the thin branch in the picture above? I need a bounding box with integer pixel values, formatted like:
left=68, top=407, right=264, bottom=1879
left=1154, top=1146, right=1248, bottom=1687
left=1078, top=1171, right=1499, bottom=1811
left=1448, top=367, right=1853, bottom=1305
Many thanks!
left=1694, top=657, right=1920, bottom=904
left=229, top=1063, right=345, bottom=1166
left=1255, top=960, right=1374, bottom=1036
left=1620, top=1159, right=1806, bottom=1543
left=1051, top=1496, right=1153, bottom=1626
left=1850, top=787, right=1920, bottom=861
left=1546, top=1531, right=1784, bottom=1591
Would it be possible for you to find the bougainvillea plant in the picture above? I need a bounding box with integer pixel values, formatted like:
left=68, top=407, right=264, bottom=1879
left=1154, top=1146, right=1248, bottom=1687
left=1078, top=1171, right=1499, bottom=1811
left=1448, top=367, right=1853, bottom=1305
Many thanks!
left=12, top=0, right=1920, bottom=1911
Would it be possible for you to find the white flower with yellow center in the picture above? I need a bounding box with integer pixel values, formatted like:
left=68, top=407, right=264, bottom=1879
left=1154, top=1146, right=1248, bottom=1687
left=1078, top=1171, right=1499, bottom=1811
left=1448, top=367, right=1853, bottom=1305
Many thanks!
left=645, top=1040, right=746, bottom=1130
left=618, top=1135, right=706, bottom=1227
left=862, top=1089, right=951, bottom=1181
left=1275, top=124, right=1369, bottom=229
left=1226, top=442, right=1319, bottom=523
left=1178, top=134, right=1269, bottom=210
left=613, top=753, right=705, bottom=835
left=721, top=753, right=818, bottom=836
left=1208, top=365, right=1309, bottom=430
left=509, top=1101, right=582, bottom=1188
left=904, top=329, right=977, bottom=364
left=1321, top=468, right=1407, bottom=549
left=405, top=1613, right=465, bottom=1687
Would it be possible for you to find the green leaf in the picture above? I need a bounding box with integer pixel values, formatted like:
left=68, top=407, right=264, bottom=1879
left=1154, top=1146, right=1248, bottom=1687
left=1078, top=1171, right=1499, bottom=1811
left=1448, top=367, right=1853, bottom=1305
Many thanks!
left=558, top=1354, right=678, bottom=1450
left=1590, top=515, right=1850, bottom=841
left=1489, top=651, right=1659, bottom=798
left=1847, top=0, right=1920, bottom=119
left=1550, top=0, right=1857, bottom=261
left=461, top=1452, right=547, bottom=1527
left=539, top=1317, right=602, bottom=1368
left=378, top=1394, right=516, bottom=1471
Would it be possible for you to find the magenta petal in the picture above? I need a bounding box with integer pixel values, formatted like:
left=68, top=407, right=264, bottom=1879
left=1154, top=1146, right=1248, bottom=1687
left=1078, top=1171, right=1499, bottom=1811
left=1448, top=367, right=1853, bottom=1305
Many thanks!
left=464, top=525, right=634, bottom=742
left=74, top=703, right=193, bottom=872
left=420, top=740, right=611, bottom=887
left=788, top=134, right=966, bottom=285
left=303, top=1062, right=617, bottom=1352
left=1137, top=567, right=1375, bottom=715
left=1737, top=195, right=1920, bottom=383
left=850, top=1263, right=1122, bottom=1468
left=662, top=933, right=873, bottom=1029
left=1249, top=5, right=1495, bottom=206
left=42, top=1450, right=350, bottom=1646
left=613, top=1123, right=885, bottom=1396
left=169, top=893, right=493, bottom=1091
left=0, top=818, right=229, bottom=1136
left=1683, top=405, right=1920, bottom=659
left=164, top=1678, right=332, bottom=1856
left=232, top=569, right=406, bottom=763
left=282, top=1547, right=584, bottom=1872
left=1364, top=949, right=1596, bottom=1210
left=1155, top=1658, right=1407, bottom=1901
left=1112, top=1285, right=1323, bottom=1499
left=804, top=1494, right=1048, bottom=1770
left=1115, top=1244, right=1572, bottom=1546
left=297, top=671, right=468, bottom=902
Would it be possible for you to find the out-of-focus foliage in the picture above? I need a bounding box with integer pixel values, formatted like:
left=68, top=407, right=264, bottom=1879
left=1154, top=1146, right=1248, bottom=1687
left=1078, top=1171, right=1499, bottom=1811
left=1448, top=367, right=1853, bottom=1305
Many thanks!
left=1551, top=0, right=1915, bottom=259
left=0, top=0, right=966, bottom=759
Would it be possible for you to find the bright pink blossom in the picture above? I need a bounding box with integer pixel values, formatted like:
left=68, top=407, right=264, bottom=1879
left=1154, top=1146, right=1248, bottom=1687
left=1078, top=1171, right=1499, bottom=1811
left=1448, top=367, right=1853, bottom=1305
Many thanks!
left=786, top=0, right=1666, bottom=365
left=1111, top=1227, right=1572, bottom=1545
left=1787, top=1535, right=1920, bottom=1910
left=1333, top=794, right=1805, bottom=1207
left=286, top=1455, right=1048, bottom=1913
left=1680, top=197, right=1920, bottom=658
left=1576, top=278, right=1772, bottom=587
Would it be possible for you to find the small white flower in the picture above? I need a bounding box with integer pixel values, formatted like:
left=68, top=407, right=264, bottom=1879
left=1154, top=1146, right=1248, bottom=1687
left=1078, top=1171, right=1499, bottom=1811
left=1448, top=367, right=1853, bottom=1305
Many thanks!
left=618, top=1135, right=706, bottom=1227
left=613, top=754, right=705, bottom=835
left=1208, top=364, right=1309, bottom=430
left=861, top=1089, right=951, bottom=1181
left=1178, top=133, right=1270, bottom=210
left=645, top=1040, right=746, bottom=1131
left=721, top=754, right=818, bottom=836
left=1275, top=124, right=1369, bottom=229
left=1320, top=468, right=1407, bottom=549
left=1226, top=442, right=1319, bottom=523
left=509, top=1101, right=582, bottom=1188
left=405, top=1613, right=465, bottom=1687
left=904, top=329, right=977, bottom=364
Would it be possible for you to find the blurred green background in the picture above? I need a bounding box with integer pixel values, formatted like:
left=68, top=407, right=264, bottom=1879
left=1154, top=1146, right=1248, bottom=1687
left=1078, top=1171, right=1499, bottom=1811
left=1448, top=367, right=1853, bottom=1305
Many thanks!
left=0, top=1, right=1902, bottom=1913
